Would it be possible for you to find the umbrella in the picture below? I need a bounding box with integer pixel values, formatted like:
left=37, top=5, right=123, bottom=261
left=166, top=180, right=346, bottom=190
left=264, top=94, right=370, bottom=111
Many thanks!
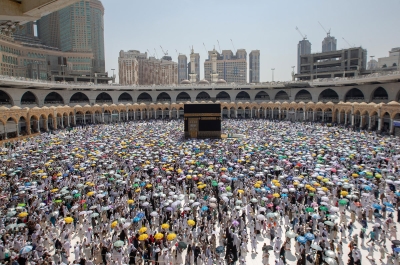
left=216, top=246, right=225, bottom=254
left=18, top=212, right=28, bottom=218
left=187, top=220, right=196, bottom=226
left=305, top=207, right=315, bottom=213
left=296, top=236, right=307, bottom=244
left=64, top=217, right=73, bottom=224
left=312, top=214, right=321, bottom=219
left=324, top=221, right=335, bottom=226
left=154, top=233, right=164, bottom=240
left=325, top=250, right=336, bottom=258
left=372, top=204, right=382, bottom=210
left=178, top=241, right=188, bottom=249
left=392, top=240, right=400, bottom=245
left=167, top=233, right=177, bottom=241
left=114, top=240, right=124, bottom=247
left=319, top=206, right=328, bottom=212
left=305, top=233, right=315, bottom=241
left=285, top=231, right=297, bottom=238
left=19, top=245, right=33, bottom=255
left=161, top=223, right=170, bottom=229
left=139, top=227, right=147, bottom=234
left=310, top=244, right=322, bottom=251
left=324, top=257, right=338, bottom=265
left=262, top=245, right=274, bottom=251
left=138, top=234, right=149, bottom=241
left=150, top=211, right=158, bottom=217
left=257, top=214, right=265, bottom=221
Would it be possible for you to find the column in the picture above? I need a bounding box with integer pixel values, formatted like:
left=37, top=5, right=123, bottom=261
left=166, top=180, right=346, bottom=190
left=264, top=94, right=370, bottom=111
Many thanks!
left=169, top=110, right=172, bottom=119
left=118, top=112, right=121, bottom=122
left=26, top=120, right=31, bottom=135
left=37, top=120, right=40, bottom=132
left=271, top=109, right=273, bottom=119
left=250, top=109, right=252, bottom=118
left=53, top=118, right=57, bottom=130
left=147, top=110, right=150, bottom=119
left=303, top=111, right=306, bottom=121
left=141, top=111, right=143, bottom=120
left=378, top=117, right=382, bottom=132
left=83, top=114, right=86, bottom=124
left=133, top=111, right=136, bottom=120
left=4, top=124, right=7, bottom=139
left=338, top=113, right=341, bottom=124
left=313, top=111, right=315, bottom=121
left=279, top=109, right=281, bottom=120
left=234, top=109, right=237, bottom=118
left=264, top=108, right=267, bottom=119
left=351, top=114, right=355, bottom=127
left=44, top=119, right=48, bottom=131
left=390, top=119, right=394, bottom=134
left=61, top=116, right=64, bottom=128
left=92, top=113, right=95, bottom=123
left=16, top=123, right=19, bottom=136
left=344, top=113, right=347, bottom=125
left=102, top=113, right=104, bottom=123
left=322, top=110, right=325, bottom=122
left=294, top=111, right=297, bottom=121
left=126, top=112, right=128, bottom=121
left=359, top=115, right=363, bottom=128
left=368, top=116, right=372, bottom=130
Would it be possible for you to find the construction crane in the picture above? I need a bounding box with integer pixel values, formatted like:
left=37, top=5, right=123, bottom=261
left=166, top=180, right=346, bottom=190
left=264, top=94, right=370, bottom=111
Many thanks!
left=230, top=39, right=236, bottom=53
left=295, top=27, right=307, bottom=40
left=160, top=46, right=168, bottom=56
left=154, top=48, right=159, bottom=59
left=217, top=40, right=222, bottom=53
left=318, top=21, right=331, bottom=37
left=175, top=49, right=179, bottom=57
left=342, top=37, right=354, bottom=48
left=146, top=49, right=154, bottom=57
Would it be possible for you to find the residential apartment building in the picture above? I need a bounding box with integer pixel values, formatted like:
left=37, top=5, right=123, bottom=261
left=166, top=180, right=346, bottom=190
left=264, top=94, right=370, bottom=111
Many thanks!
left=178, top=54, right=187, bottom=83
left=118, top=50, right=139, bottom=85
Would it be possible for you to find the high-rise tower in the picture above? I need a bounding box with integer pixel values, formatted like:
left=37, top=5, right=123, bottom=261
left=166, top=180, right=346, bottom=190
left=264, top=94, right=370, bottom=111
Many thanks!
left=297, top=39, right=311, bottom=74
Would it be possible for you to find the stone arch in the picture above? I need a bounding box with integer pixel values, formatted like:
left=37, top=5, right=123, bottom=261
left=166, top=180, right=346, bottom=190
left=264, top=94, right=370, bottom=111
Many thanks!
left=274, top=90, right=289, bottom=101
left=44, top=92, right=64, bottom=105
left=235, top=91, right=250, bottom=101
left=318, top=89, right=339, bottom=103
left=156, top=92, right=171, bottom=102
left=196, top=91, right=211, bottom=101
left=0, top=90, right=13, bottom=105
left=371, top=87, right=388, bottom=103
left=21, top=91, right=38, bottom=105
left=118, top=92, right=133, bottom=103
left=176, top=92, right=191, bottom=102
left=294, top=89, right=312, bottom=102
left=96, top=92, right=113, bottom=104
left=137, top=92, right=152, bottom=103
left=216, top=91, right=231, bottom=101
left=344, top=88, right=364, bottom=102
left=70, top=92, right=89, bottom=103
left=255, top=91, right=270, bottom=101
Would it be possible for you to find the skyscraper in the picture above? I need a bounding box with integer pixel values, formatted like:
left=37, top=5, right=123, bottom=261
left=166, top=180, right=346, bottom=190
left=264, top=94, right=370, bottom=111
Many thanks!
left=204, top=49, right=247, bottom=83
left=178, top=54, right=187, bottom=83
left=322, top=34, right=337, bottom=52
left=297, top=39, right=311, bottom=74
left=37, top=0, right=105, bottom=73
left=249, top=50, right=260, bottom=83
left=187, top=52, right=200, bottom=82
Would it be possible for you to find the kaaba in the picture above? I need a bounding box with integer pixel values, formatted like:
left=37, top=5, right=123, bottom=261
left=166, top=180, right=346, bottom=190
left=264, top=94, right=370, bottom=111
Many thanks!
left=184, top=104, right=221, bottom=139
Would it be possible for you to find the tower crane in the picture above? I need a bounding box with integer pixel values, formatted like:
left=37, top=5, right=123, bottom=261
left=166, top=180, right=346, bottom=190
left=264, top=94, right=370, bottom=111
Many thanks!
left=342, top=37, right=355, bottom=48
left=146, top=49, right=154, bottom=57
left=160, top=46, right=168, bottom=56
left=175, top=49, right=179, bottom=57
left=230, top=39, right=236, bottom=53
left=154, top=48, right=159, bottom=59
left=318, top=21, right=331, bottom=37
left=217, top=40, right=222, bottom=53
left=295, top=27, right=307, bottom=40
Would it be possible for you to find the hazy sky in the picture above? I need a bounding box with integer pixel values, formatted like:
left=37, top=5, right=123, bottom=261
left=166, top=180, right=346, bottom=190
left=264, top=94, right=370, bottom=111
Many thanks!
left=103, top=0, right=400, bottom=83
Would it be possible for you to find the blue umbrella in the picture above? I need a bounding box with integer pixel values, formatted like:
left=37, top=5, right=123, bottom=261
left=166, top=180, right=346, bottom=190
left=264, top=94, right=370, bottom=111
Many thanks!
left=305, top=233, right=315, bottom=241
left=136, top=213, right=145, bottom=218
left=201, top=206, right=209, bottom=211
left=364, top=186, right=372, bottom=191
left=216, top=246, right=225, bottom=254
left=372, top=204, right=382, bottom=210
left=394, top=248, right=400, bottom=253
left=384, top=202, right=393, bottom=207
left=140, top=182, right=146, bottom=187
left=20, top=245, right=33, bottom=255
left=386, top=208, right=395, bottom=212
left=296, top=236, right=307, bottom=244
left=133, top=217, right=141, bottom=223
left=281, top=193, right=288, bottom=197
left=312, top=214, right=321, bottom=219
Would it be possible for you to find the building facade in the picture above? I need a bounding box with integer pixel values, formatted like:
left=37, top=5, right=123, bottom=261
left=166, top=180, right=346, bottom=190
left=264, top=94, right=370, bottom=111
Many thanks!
left=295, top=47, right=367, bottom=80
left=378, top=47, right=400, bottom=69
left=37, top=0, right=105, bottom=73
left=204, top=49, right=247, bottom=83
left=187, top=52, right=200, bottom=82
left=297, top=39, right=311, bottom=74
left=178, top=54, right=187, bottom=83
left=322, top=35, right=337, bottom=53
left=118, top=50, right=139, bottom=85
left=249, top=50, right=260, bottom=83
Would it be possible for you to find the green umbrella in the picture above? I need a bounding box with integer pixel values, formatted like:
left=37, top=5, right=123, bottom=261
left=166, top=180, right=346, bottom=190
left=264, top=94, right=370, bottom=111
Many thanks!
left=17, top=203, right=26, bottom=207
left=319, top=206, right=329, bottom=212
left=109, top=178, right=115, bottom=181
left=54, top=199, right=63, bottom=203
left=73, top=193, right=81, bottom=198
left=133, top=183, right=139, bottom=188
left=178, top=241, right=188, bottom=249
left=113, top=240, right=124, bottom=247
left=212, top=182, right=218, bottom=187
left=338, top=199, right=348, bottom=206
left=305, top=207, right=315, bottom=213
left=309, top=193, right=315, bottom=196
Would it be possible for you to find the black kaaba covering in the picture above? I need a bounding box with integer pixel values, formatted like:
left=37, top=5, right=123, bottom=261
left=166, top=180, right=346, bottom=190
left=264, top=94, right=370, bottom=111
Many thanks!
left=184, top=104, right=221, bottom=138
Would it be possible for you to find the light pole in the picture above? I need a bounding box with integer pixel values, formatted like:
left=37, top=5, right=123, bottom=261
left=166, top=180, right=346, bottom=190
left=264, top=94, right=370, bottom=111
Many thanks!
left=111, top=68, right=115, bottom=83
left=271, top=68, right=275, bottom=82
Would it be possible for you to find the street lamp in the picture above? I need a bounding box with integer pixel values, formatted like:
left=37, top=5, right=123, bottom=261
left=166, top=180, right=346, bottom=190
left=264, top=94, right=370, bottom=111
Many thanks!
left=271, top=68, right=275, bottom=82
